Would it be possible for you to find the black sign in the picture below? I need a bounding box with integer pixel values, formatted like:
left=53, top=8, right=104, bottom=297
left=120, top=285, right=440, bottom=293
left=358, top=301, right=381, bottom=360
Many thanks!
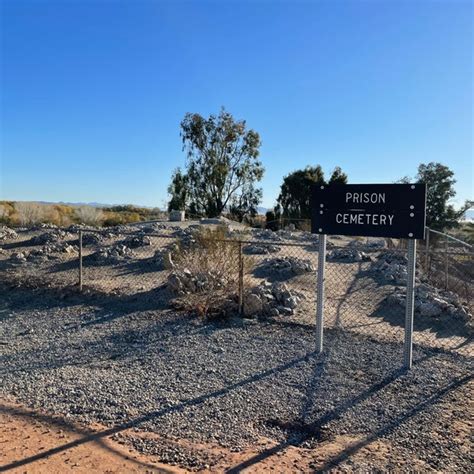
left=311, top=183, right=426, bottom=239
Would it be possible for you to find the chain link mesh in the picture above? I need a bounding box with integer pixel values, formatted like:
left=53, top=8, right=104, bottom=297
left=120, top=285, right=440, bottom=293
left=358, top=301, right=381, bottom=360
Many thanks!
left=1, top=224, right=472, bottom=356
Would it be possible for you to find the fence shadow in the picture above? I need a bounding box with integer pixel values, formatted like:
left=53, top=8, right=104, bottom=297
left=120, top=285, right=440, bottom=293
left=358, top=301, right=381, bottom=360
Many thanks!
left=0, top=349, right=318, bottom=472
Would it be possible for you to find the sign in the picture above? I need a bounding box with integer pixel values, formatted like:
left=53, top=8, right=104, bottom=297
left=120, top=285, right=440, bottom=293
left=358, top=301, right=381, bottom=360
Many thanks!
left=311, top=183, right=426, bottom=239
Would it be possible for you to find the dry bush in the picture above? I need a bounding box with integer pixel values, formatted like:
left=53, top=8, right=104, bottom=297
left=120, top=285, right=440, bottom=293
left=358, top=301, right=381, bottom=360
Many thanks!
left=172, top=226, right=240, bottom=317
left=75, top=206, right=104, bottom=226
left=0, top=205, right=7, bottom=222
left=14, top=202, right=45, bottom=226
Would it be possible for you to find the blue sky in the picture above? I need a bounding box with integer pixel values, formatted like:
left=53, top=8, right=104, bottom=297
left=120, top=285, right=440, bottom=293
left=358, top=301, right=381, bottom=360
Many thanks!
left=1, top=0, right=472, bottom=209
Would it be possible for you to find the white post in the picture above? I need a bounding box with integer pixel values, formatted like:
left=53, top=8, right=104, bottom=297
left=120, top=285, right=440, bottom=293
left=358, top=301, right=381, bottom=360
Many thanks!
left=404, top=239, right=416, bottom=369
left=316, top=234, right=327, bottom=353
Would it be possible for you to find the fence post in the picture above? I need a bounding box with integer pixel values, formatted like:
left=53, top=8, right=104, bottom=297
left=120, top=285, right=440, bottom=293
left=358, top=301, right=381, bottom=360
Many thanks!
left=445, top=235, right=449, bottom=290
left=424, top=229, right=430, bottom=276
left=78, top=230, right=83, bottom=292
left=404, top=239, right=416, bottom=370
left=238, top=241, right=244, bottom=315
left=316, top=234, right=327, bottom=353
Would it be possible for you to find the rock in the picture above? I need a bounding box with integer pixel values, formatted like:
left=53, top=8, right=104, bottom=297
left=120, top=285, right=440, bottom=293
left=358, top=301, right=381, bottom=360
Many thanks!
left=371, top=251, right=414, bottom=285
left=269, top=307, right=280, bottom=317
left=419, top=302, right=442, bottom=317
left=348, top=239, right=386, bottom=250
left=244, top=244, right=280, bottom=255
left=387, top=283, right=472, bottom=327
left=90, top=244, right=133, bottom=263
left=279, top=306, right=293, bottom=316
left=0, top=226, right=18, bottom=241
left=123, top=234, right=151, bottom=248
left=243, top=294, right=263, bottom=317
left=153, top=249, right=175, bottom=269
left=31, top=230, right=72, bottom=246
left=166, top=268, right=227, bottom=296
left=10, top=252, right=27, bottom=263
left=257, top=256, right=315, bottom=277
left=251, top=228, right=283, bottom=241
left=327, top=248, right=372, bottom=262
left=244, top=281, right=303, bottom=317
left=81, top=233, right=102, bottom=246
left=167, top=273, right=184, bottom=293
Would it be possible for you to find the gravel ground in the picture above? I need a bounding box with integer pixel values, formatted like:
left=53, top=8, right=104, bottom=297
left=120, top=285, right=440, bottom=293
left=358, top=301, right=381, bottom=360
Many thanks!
left=0, top=284, right=472, bottom=471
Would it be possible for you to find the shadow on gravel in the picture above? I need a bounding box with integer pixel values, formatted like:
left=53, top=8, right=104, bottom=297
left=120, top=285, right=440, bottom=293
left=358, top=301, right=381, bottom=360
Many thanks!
left=0, top=350, right=319, bottom=472
left=0, top=239, right=36, bottom=250
left=114, top=258, right=167, bottom=276
left=3, top=349, right=470, bottom=474
left=226, top=366, right=473, bottom=473
left=0, top=282, right=172, bottom=320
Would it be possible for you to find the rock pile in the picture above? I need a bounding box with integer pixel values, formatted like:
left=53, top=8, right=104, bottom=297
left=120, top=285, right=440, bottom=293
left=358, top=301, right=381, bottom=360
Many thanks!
left=251, top=229, right=283, bottom=241
left=387, top=283, right=472, bottom=326
left=244, top=244, right=280, bottom=255
left=173, top=228, right=198, bottom=248
left=153, top=248, right=175, bottom=270
left=9, top=242, right=78, bottom=264
left=41, top=242, right=77, bottom=254
left=257, top=256, right=315, bottom=277
left=33, top=223, right=59, bottom=231
left=123, top=234, right=151, bottom=248
left=371, top=251, right=411, bottom=285
left=349, top=239, right=385, bottom=250
left=166, top=268, right=227, bottom=295
left=80, top=233, right=102, bottom=246
left=91, top=244, right=133, bottom=263
left=0, top=226, right=18, bottom=241
left=327, top=248, right=372, bottom=262
left=31, top=230, right=72, bottom=246
left=244, top=281, right=303, bottom=317
left=142, top=223, right=168, bottom=233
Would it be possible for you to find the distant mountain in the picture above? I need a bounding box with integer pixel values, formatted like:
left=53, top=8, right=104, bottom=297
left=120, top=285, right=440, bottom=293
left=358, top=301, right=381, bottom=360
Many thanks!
left=257, top=206, right=268, bottom=215
left=36, top=201, right=159, bottom=209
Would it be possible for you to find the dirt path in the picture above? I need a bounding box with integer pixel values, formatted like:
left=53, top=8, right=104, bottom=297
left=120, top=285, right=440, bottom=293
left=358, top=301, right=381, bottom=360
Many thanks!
left=0, top=400, right=183, bottom=473
left=0, top=398, right=432, bottom=474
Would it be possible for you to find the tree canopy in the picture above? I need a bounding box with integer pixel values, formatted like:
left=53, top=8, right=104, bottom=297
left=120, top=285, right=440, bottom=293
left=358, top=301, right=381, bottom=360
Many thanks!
left=277, top=166, right=348, bottom=219
left=168, top=108, right=264, bottom=218
left=412, top=162, right=470, bottom=231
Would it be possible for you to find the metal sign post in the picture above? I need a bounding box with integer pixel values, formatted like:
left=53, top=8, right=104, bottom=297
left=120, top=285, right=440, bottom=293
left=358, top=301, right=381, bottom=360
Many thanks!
left=311, top=183, right=427, bottom=370
left=316, top=234, right=326, bottom=353
left=404, top=239, right=416, bottom=369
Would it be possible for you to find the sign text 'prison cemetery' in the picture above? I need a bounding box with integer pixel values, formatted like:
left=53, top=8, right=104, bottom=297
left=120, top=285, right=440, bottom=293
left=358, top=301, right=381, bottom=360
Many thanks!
left=311, top=183, right=426, bottom=239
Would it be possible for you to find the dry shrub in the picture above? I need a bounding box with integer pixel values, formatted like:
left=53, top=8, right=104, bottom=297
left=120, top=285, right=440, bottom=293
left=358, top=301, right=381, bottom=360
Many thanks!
left=0, top=204, right=7, bottom=222
left=172, top=226, right=240, bottom=317
left=14, top=202, right=45, bottom=226
left=75, top=206, right=104, bottom=226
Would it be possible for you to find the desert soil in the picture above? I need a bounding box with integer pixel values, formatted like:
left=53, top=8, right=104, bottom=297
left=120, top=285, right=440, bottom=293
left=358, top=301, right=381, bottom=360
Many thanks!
left=5, top=396, right=466, bottom=474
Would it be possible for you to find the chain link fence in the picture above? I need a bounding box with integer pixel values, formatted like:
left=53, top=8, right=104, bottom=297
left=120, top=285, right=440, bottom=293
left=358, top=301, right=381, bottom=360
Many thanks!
left=0, top=223, right=472, bottom=356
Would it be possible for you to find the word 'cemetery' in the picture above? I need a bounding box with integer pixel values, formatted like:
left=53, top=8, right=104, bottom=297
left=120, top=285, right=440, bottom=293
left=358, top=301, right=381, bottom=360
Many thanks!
left=335, top=212, right=394, bottom=226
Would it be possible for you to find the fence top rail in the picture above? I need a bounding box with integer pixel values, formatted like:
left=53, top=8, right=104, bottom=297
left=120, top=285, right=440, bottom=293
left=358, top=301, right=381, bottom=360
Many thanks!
left=427, top=227, right=473, bottom=250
